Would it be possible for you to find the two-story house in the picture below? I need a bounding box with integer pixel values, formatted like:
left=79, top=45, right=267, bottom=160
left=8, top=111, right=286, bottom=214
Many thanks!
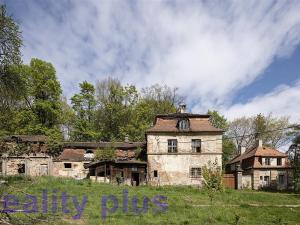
left=226, top=140, right=293, bottom=190
left=146, top=105, right=223, bottom=186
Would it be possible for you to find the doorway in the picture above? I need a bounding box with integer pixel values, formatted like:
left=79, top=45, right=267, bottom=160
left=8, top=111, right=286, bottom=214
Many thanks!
left=132, top=172, right=140, bottom=186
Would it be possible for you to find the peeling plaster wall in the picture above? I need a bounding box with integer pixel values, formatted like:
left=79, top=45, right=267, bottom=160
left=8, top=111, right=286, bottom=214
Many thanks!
left=52, top=161, right=90, bottom=179
left=147, top=133, right=222, bottom=186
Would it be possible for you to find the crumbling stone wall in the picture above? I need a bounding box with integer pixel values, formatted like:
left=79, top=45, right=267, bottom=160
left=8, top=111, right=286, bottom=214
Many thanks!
left=52, top=161, right=90, bottom=179
left=2, top=153, right=52, bottom=176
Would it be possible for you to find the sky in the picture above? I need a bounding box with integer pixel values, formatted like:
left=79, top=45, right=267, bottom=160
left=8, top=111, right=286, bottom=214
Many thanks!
left=2, top=0, right=300, bottom=123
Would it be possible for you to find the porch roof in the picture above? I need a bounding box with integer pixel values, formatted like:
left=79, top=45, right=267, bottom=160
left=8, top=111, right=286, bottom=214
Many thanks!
left=84, top=160, right=147, bottom=169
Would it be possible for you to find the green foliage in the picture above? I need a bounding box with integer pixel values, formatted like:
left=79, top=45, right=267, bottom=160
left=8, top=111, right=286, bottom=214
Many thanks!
left=208, top=110, right=236, bottom=167
left=208, top=110, right=228, bottom=130
left=202, top=160, right=224, bottom=204
left=95, top=144, right=116, bottom=161
left=0, top=5, right=23, bottom=101
left=71, top=81, right=97, bottom=141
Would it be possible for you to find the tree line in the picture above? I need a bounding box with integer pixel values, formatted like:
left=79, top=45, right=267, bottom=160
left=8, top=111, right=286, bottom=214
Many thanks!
left=0, top=4, right=299, bottom=164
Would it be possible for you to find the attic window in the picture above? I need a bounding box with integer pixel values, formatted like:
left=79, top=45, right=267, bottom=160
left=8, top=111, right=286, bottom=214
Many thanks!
left=178, top=119, right=190, bottom=131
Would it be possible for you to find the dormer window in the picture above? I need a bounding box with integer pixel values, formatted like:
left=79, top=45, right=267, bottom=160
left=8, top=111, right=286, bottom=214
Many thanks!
left=178, top=119, right=190, bottom=131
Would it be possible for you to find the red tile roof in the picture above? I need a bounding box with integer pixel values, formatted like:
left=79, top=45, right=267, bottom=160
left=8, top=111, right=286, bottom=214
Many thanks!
left=228, top=146, right=288, bottom=164
left=146, top=113, right=223, bottom=133
left=57, top=149, right=87, bottom=161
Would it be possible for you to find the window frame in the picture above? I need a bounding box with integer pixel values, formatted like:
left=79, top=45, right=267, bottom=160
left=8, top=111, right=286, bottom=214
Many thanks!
left=190, top=167, right=202, bottom=178
left=64, top=163, right=72, bottom=169
left=277, top=158, right=282, bottom=166
left=168, top=139, right=178, bottom=153
left=264, top=158, right=271, bottom=165
left=191, top=139, right=201, bottom=153
left=278, top=174, right=285, bottom=185
left=178, top=119, right=190, bottom=131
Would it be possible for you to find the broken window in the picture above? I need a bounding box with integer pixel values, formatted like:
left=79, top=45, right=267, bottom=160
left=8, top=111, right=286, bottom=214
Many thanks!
left=178, top=119, right=190, bottom=131
left=18, top=164, right=25, bottom=174
left=190, top=167, right=201, bottom=178
left=64, top=163, right=72, bottom=169
left=154, top=170, right=158, bottom=177
left=168, top=139, right=177, bottom=153
left=192, top=139, right=201, bottom=153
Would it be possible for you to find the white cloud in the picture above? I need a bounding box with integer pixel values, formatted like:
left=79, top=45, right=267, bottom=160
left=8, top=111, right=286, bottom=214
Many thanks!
left=10, top=0, right=300, bottom=117
left=223, top=81, right=300, bottom=123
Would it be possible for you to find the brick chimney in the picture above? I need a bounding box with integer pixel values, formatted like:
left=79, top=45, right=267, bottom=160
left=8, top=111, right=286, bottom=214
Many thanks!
left=178, top=103, right=187, bottom=113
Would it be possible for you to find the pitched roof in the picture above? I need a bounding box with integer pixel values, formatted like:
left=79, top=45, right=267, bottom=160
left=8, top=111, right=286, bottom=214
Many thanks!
left=146, top=113, right=223, bottom=133
left=228, top=146, right=288, bottom=164
left=57, top=149, right=87, bottom=161
left=62, top=142, right=145, bottom=149
left=1, top=135, right=47, bottom=143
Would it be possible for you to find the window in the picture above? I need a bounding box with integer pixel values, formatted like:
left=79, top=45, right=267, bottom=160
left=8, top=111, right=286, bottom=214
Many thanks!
left=192, top=139, right=201, bottom=153
left=168, top=139, right=177, bottom=153
left=260, top=176, right=263, bottom=180
left=264, top=158, right=270, bottom=165
left=277, top=158, right=282, bottom=166
left=264, top=176, right=270, bottom=185
left=278, top=175, right=284, bottom=185
left=154, top=170, right=158, bottom=178
left=0, top=161, right=2, bottom=174
left=18, top=164, right=25, bottom=174
left=86, top=149, right=93, bottom=154
left=190, top=167, right=201, bottom=178
left=64, top=163, right=72, bottom=169
left=178, top=119, right=189, bottom=131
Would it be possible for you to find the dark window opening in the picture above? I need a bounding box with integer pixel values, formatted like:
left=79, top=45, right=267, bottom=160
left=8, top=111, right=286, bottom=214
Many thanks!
left=192, top=139, right=201, bottom=153
left=18, top=164, right=25, bottom=174
left=86, top=149, right=93, bottom=154
left=190, top=168, right=201, bottom=178
left=277, top=158, right=282, bottom=166
left=279, top=175, right=284, bottom=184
left=168, top=139, right=177, bottom=153
left=64, top=163, right=72, bottom=169
left=265, top=158, right=270, bottom=165
left=0, top=161, right=2, bottom=173
left=154, top=170, right=158, bottom=177
left=90, top=169, right=95, bottom=176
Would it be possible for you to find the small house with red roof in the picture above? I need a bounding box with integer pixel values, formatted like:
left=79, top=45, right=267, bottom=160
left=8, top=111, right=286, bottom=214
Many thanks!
left=226, top=140, right=293, bottom=190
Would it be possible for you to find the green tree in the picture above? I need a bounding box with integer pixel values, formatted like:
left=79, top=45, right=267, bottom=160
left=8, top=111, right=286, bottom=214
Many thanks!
left=71, top=81, right=97, bottom=141
left=208, top=110, right=236, bottom=167
left=11, top=59, right=63, bottom=136
left=0, top=5, right=23, bottom=101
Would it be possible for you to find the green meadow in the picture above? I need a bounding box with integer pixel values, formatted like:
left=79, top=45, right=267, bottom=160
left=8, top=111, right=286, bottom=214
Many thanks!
left=0, top=176, right=300, bottom=225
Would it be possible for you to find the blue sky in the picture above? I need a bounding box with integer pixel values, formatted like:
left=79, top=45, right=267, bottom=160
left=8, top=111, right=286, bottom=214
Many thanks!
left=2, top=0, right=300, bottom=122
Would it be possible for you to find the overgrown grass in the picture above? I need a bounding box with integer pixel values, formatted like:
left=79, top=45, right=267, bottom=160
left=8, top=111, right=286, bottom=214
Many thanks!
left=0, top=176, right=300, bottom=225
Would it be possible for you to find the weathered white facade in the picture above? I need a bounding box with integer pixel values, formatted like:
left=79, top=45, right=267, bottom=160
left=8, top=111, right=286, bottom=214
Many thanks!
left=146, top=110, right=223, bottom=186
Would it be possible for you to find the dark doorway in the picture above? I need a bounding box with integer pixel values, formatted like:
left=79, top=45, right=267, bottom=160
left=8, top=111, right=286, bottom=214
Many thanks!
left=132, top=172, right=140, bottom=186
